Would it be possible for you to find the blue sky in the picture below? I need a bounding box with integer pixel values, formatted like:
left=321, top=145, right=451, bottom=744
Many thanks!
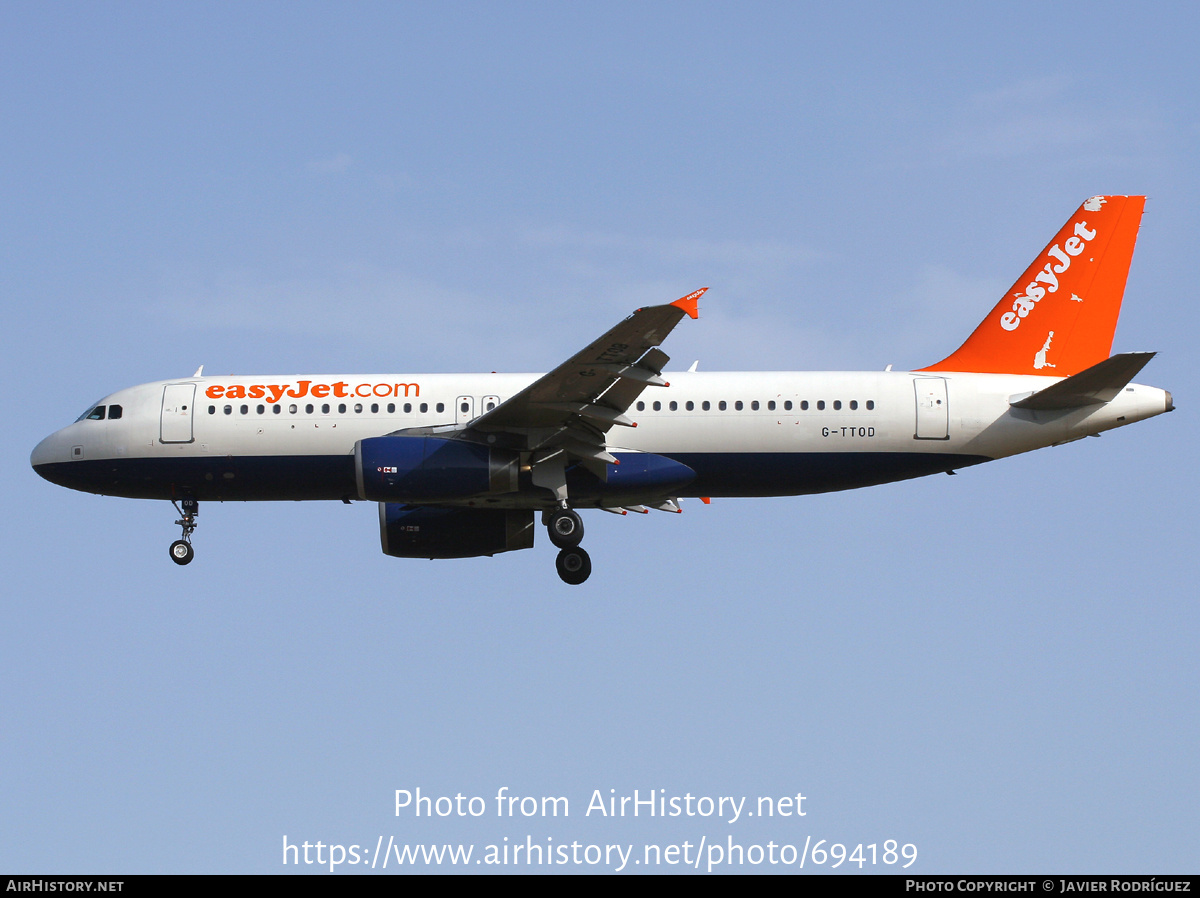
left=3, top=2, right=1197, bottom=873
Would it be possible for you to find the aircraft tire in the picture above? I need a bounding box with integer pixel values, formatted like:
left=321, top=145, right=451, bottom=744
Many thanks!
left=555, top=547, right=591, bottom=585
left=169, top=540, right=194, bottom=566
left=547, top=509, right=584, bottom=549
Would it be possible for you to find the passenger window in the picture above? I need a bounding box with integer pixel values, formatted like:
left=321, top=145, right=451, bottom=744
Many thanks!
left=257, top=404, right=265, bottom=414
left=436, top=402, right=444, bottom=413
left=322, top=403, right=330, bottom=414
left=224, top=405, right=232, bottom=415
left=241, top=404, right=249, bottom=415
left=404, top=403, right=412, bottom=413
left=420, top=403, right=428, bottom=413
left=387, top=403, right=396, bottom=413
left=108, top=405, right=123, bottom=420
left=486, top=401, right=496, bottom=411
left=305, top=404, right=314, bottom=414
left=702, top=401, right=711, bottom=411
left=719, top=401, right=727, bottom=411
left=637, top=401, right=645, bottom=411
left=867, top=400, right=875, bottom=410
left=768, top=400, right=776, bottom=411
left=751, top=401, right=759, bottom=411
left=338, top=403, right=347, bottom=413
left=833, top=400, right=842, bottom=410
left=850, top=400, right=858, bottom=410
left=799, top=401, right=806, bottom=410
left=460, top=401, right=469, bottom=413
left=289, top=404, right=298, bottom=414
left=669, top=400, right=678, bottom=411
left=355, top=403, right=363, bottom=413
left=817, top=401, right=826, bottom=410
left=208, top=406, right=216, bottom=415
left=372, top=403, right=379, bottom=413
left=686, top=400, right=694, bottom=411
left=653, top=401, right=661, bottom=411
left=273, top=404, right=281, bottom=414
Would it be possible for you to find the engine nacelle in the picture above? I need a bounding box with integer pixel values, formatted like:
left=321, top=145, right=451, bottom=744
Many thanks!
left=355, top=435, right=519, bottom=502
left=379, top=504, right=535, bottom=559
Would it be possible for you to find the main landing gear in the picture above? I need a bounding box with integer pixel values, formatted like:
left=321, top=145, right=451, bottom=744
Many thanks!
left=547, top=507, right=584, bottom=548
left=555, top=546, right=591, bottom=586
left=544, top=505, right=591, bottom=585
left=169, top=497, right=198, bottom=565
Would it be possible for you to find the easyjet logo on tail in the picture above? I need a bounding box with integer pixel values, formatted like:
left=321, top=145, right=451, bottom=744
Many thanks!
left=204, top=381, right=420, bottom=402
left=918, top=195, right=1144, bottom=377
left=1000, top=218, right=1098, bottom=332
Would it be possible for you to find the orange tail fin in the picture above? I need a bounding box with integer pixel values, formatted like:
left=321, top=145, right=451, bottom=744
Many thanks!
left=921, top=195, right=1145, bottom=376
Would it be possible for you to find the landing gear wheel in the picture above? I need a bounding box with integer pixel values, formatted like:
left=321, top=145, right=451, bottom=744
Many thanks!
left=556, top=547, right=592, bottom=585
left=169, top=540, right=194, bottom=565
left=169, top=497, right=198, bottom=566
left=547, top=508, right=584, bottom=549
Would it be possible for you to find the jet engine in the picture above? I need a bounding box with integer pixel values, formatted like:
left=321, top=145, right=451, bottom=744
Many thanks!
left=379, top=504, right=535, bottom=559
left=355, top=435, right=519, bottom=502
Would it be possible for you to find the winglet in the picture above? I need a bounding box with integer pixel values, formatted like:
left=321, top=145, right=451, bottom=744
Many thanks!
left=671, top=287, right=706, bottom=320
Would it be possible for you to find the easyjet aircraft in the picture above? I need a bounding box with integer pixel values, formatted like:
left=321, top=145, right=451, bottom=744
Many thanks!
left=32, top=196, right=1172, bottom=584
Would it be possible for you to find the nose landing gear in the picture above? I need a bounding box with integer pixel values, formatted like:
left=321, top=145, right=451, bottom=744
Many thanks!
left=169, top=497, right=198, bottom=565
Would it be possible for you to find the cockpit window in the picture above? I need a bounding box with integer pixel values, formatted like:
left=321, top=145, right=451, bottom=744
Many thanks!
left=107, top=404, right=123, bottom=420
left=76, top=405, right=106, bottom=421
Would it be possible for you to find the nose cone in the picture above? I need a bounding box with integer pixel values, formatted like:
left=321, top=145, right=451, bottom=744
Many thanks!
left=31, top=430, right=70, bottom=484
left=31, top=433, right=55, bottom=471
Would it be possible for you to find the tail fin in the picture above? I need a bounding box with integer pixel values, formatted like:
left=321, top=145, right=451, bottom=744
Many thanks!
left=921, top=195, right=1145, bottom=376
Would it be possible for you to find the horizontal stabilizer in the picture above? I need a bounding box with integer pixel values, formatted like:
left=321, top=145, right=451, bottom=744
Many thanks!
left=1010, top=352, right=1155, bottom=410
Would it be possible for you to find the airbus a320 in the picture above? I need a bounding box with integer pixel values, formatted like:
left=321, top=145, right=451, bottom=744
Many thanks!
left=32, top=196, right=1172, bottom=584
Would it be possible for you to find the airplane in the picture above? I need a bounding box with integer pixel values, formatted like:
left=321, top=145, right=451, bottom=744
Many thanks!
left=31, top=195, right=1173, bottom=585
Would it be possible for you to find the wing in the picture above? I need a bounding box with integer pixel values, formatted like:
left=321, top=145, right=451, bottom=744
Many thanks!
left=472, top=288, right=703, bottom=433
left=398, top=288, right=704, bottom=488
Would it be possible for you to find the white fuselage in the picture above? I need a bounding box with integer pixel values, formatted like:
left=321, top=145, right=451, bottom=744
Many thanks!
left=31, top=368, right=1172, bottom=505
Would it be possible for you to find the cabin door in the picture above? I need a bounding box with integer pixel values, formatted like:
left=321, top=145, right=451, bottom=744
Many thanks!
left=160, top=384, right=196, bottom=443
left=913, top=377, right=949, bottom=440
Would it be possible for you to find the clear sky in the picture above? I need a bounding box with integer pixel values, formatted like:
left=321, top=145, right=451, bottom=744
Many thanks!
left=3, top=1, right=1196, bottom=874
